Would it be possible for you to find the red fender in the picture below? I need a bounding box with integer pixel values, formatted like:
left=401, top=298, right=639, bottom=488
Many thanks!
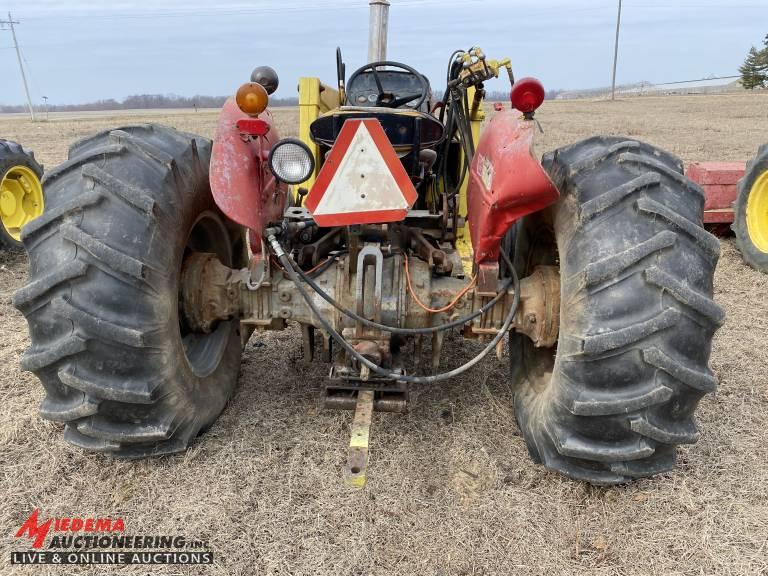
left=210, top=98, right=288, bottom=251
left=467, top=110, right=559, bottom=264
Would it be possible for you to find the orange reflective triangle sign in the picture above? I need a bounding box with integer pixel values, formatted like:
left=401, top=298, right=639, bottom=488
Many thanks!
left=305, top=118, right=418, bottom=226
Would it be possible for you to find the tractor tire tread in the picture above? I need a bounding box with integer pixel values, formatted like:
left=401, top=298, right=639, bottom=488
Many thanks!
left=15, top=123, right=242, bottom=456
left=512, top=136, right=722, bottom=484
left=579, top=172, right=662, bottom=222
left=13, top=260, right=89, bottom=310
left=578, top=230, right=676, bottom=287
left=20, top=190, right=103, bottom=245
left=61, top=223, right=148, bottom=280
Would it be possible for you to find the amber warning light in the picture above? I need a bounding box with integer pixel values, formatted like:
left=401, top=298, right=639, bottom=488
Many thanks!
left=236, top=82, right=269, bottom=116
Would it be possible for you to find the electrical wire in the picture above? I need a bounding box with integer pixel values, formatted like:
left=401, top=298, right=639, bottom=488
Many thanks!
left=292, top=254, right=513, bottom=336
left=305, top=255, right=335, bottom=275
left=403, top=253, right=476, bottom=314
left=268, top=233, right=520, bottom=384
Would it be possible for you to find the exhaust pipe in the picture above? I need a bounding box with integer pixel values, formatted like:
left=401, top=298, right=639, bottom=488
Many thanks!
left=368, top=0, right=390, bottom=62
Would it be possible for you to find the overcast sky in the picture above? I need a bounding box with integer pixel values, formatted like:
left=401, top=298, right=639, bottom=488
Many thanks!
left=0, top=0, right=765, bottom=105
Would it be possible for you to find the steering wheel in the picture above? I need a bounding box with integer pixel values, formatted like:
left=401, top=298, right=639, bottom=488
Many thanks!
left=346, top=61, right=429, bottom=109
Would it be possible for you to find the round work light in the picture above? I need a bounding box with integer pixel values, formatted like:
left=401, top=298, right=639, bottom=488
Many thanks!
left=268, top=138, right=315, bottom=185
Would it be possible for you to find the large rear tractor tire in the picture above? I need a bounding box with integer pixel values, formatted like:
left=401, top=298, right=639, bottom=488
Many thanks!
left=733, top=144, right=768, bottom=273
left=0, top=139, right=44, bottom=251
left=510, top=137, right=724, bottom=485
left=14, top=124, right=246, bottom=456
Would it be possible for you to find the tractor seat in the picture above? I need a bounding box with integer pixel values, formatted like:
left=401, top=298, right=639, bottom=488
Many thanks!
left=309, top=107, right=444, bottom=155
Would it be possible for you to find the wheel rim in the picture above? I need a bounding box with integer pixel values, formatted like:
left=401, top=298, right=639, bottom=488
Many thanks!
left=511, top=217, right=558, bottom=394
left=521, top=230, right=557, bottom=393
left=746, top=170, right=768, bottom=253
left=0, top=165, right=43, bottom=241
left=179, top=212, right=234, bottom=378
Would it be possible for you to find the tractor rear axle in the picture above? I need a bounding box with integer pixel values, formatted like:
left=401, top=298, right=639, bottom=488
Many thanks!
left=180, top=246, right=561, bottom=382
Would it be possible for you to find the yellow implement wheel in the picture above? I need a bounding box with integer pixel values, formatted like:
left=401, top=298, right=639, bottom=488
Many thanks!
left=734, top=144, right=768, bottom=273
left=1, top=165, right=44, bottom=241
left=0, top=140, right=44, bottom=251
left=746, top=171, right=768, bottom=253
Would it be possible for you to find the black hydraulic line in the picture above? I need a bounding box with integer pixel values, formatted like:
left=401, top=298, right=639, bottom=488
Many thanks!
left=450, top=86, right=474, bottom=164
left=438, top=50, right=475, bottom=202
left=446, top=50, right=464, bottom=85
left=438, top=107, right=455, bottom=192
left=443, top=93, right=471, bottom=201
left=461, top=87, right=475, bottom=158
left=267, top=233, right=521, bottom=384
left=436, top=49, right=465, bottom=193
left=441, top=49, right=465, bottom=121
left=437, top=94, right=469, bottom=202
left=293, top=256, right=513, bottom=335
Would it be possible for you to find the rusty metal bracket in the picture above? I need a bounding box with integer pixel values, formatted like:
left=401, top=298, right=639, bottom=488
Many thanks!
left=465, top=265, right=560, bottom=348
left=325, top=365, right=408, bottom=413
left=410, top=229, right=453, bottom=276
left=345, top=390, right=374, bottom=488
left=355, top=244, right=384, bottom=332
left=298, top=227, right=342, bottom=267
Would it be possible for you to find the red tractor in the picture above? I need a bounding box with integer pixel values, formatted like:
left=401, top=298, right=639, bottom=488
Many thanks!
left=15, top=1, right=724, bottom=485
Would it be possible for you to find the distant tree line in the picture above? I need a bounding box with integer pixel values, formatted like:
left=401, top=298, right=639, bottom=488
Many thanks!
left=0, top=87, right=569, bottom=114
left=739, top=35, right=768, bottom=90
left=0, top=93, right=299, bottom=114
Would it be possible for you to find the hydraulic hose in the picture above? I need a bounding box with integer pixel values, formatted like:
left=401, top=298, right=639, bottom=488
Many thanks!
left=293, top=255, right=513, bottom=335
left=267, top=234, right=520, bottom=384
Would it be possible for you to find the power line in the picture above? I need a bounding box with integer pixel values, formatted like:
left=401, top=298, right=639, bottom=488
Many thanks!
left=653, top=75, right=740, bottom=86
left=0, top=12, right=35, bottom=120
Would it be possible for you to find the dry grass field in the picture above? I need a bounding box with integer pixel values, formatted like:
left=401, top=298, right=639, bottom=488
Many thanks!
left=1, top=92, right=767, bottom=575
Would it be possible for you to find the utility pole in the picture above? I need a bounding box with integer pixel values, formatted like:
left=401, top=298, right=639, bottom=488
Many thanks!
left=42, top=95, right=49, bottom=121
left=0, top=13, right=35, bottom=121
left=611, top=0, right=622, bottom=101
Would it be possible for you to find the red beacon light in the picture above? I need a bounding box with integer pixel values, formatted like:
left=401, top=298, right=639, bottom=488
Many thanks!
left=510, top=77, right=545, bottom=118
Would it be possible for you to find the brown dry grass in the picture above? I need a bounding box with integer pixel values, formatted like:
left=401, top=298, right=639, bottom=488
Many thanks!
left=1, top=92, right=767, bottom=575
